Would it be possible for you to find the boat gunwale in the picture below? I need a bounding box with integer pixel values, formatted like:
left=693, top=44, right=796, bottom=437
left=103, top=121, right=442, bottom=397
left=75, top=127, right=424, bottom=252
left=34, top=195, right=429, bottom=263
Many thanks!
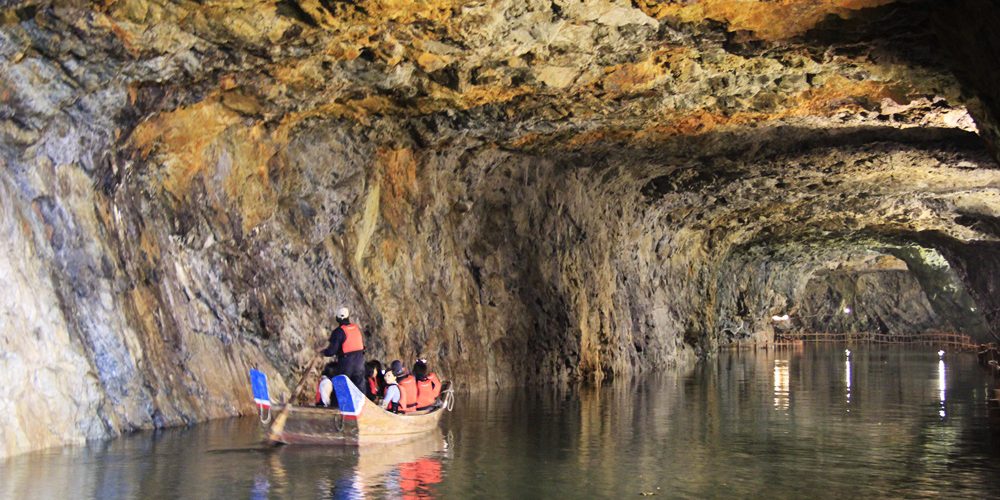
left=267, top=398, right=446, bottom=445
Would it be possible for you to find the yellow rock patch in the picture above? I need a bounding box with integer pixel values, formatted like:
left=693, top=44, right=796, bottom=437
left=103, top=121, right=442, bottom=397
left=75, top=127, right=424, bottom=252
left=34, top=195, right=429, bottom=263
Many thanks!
left=532, top=76, right=908, bottom=149
left=416, top=51, right=454, bottom=73
left=353, top=183, right=381, bottom=267
left=636, top=0, right=897, bottom=40
left=377, top=147, right=420, bottom=230
left=131, top=99, right=279, bottom=231
left=220, top=125, right=278, bottom=231
left=131, top=100, right=241, bottom=197
left=601, top=48, right=690, bottom=95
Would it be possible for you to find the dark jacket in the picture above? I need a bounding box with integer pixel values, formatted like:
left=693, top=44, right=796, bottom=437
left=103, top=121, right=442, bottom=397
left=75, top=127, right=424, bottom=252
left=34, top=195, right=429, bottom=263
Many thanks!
left=322, top=324, right=366, bottom=390
left=322, top=325, right=350, bottom=357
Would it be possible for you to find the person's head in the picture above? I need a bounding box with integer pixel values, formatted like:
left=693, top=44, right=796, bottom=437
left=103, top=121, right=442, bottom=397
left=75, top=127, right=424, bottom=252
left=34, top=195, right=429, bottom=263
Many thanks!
left=390, top=359, right=407, bottom=378
left=322, top=362, right=338, bottom=379
left=383, top=369, right=397, bottom=385
left=413, top=359, right=428, bottom=380
left=366, top=360, right=383, bottom=378
left=335, top=306, right=350, bottom=325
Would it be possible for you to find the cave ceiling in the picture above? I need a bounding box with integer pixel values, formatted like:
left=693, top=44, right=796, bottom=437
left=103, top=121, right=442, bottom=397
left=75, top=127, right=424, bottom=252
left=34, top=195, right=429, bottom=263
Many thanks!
left=5, top=9, right=993, bottom=187
left=1, top=0, right=987, bottom=145
left=4, top=0, right=1000, bottom=343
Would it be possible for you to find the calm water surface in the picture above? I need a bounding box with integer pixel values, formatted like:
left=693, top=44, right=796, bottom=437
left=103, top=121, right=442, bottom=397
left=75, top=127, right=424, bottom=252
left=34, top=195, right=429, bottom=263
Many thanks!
left=4, top=345, right=1000, bottom=499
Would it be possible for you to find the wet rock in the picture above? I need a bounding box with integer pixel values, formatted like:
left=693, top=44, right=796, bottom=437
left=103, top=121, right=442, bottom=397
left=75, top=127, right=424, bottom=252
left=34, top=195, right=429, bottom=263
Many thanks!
left=4, top=0, right=1000, bottom=459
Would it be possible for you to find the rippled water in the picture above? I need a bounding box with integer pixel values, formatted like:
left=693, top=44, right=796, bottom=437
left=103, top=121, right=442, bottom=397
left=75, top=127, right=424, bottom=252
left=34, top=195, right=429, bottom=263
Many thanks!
left=3, top=345, right=1000, bottom=499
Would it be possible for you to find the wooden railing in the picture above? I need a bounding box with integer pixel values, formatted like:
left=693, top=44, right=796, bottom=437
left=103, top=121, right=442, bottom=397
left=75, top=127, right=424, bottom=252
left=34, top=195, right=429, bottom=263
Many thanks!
left=726, top=331, right=979, bottom=351
left=775, top=331, right=979, bottom=350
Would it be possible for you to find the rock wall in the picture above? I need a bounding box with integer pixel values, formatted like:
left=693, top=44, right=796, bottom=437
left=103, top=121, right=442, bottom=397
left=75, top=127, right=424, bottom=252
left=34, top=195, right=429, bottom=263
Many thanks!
left=797, top=269, right=944, bottom=335
left=0, top=173, right=106, bottom=456
left=4, top=0, right=1000, bottom=459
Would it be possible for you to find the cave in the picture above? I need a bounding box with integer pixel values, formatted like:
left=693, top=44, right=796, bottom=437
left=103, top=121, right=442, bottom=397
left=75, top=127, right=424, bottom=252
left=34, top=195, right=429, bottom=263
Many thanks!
left=4, top=0, right=1000, bottom=460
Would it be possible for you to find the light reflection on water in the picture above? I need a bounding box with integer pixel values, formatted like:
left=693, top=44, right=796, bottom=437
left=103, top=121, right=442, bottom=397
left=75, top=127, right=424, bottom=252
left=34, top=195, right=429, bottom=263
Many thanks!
left=846, top=355, right=852, bottom=408
left=2, top=345, right=1000, bottom=499
left=773, top=359, right=790, bottom=411
left=940, top=359, right=948, bottom=419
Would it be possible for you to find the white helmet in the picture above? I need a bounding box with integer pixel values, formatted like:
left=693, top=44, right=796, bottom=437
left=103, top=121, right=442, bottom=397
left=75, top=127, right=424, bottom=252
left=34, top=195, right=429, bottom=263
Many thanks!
left=335, top=307, right=350, bottom=320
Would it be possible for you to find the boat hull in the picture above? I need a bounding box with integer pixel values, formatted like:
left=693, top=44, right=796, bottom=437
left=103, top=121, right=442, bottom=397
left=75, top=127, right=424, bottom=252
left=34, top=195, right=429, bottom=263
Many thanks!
left=267, top=405, right=357, bottom=445
left=266, top=375, right=446, bottom=446
left=267, top=403, right=445, bottom=446
left=353, top=397, right=445, bottom=443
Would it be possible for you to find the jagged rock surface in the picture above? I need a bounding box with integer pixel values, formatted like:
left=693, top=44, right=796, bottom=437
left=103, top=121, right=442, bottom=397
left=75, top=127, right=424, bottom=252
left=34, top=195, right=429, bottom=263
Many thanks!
left=3, top=0, right=1000, bottom=458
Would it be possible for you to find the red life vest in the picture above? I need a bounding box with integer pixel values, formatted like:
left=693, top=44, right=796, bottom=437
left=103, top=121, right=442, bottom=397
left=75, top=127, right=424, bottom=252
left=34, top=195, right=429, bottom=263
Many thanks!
left=397, top=375, right=418, bottom=413
left=367, top=376, right=379, bottom=398
left=415, top=375, right=438, bottom=409
left=427, top=373, right=441, bottom=399
left=341, top=323, right=364, bottom=353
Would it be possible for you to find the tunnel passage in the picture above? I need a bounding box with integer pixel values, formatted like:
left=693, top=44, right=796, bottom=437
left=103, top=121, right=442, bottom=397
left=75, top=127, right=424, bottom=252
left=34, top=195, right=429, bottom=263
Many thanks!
left=713, top=241, right=991, bottom=346
left=617, top=119, right=1000, bottom=353
left=795, top=258, right=964, bottom=337
left=6, top=0, right=1000, bottom=458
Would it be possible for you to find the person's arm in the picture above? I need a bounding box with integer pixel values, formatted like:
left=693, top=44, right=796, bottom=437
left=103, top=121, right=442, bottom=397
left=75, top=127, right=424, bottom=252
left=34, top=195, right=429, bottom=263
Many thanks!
left=429, top=373, right=442, bottom=398
left=381, top=386, right=400, bottom=410
left=320, top=328, right=346, bottom=357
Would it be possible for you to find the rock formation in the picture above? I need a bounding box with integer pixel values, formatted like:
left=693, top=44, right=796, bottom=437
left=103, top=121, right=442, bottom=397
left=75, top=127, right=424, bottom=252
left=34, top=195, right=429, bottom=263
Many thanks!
left=3, top=0, right=1000, bottom=457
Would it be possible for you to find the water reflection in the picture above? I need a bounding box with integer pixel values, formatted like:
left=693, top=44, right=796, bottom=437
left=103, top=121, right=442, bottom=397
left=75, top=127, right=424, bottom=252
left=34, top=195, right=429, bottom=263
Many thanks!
left=2, top=347, right=999, bottom=498
left=773, top=359, right=790, bottom=411
left=251, top=472, right=270, bottom=500
left=357, top=433, right=444, bottom=499
left=397, top=457, right=442, bottom=499
left=0, top=418, right=446, bottom=500
left=262, top=431, right=446, bottom=498
left=939, top=359, right=947, bottom=419
left=845, top=355, right=852, bottom=408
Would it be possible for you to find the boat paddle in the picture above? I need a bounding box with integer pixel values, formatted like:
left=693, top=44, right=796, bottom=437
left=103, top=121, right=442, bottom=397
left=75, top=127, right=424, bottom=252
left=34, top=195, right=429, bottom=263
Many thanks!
left=288, top=354, right=324, bottom=405
left=267, top=354, right=324, bottom=440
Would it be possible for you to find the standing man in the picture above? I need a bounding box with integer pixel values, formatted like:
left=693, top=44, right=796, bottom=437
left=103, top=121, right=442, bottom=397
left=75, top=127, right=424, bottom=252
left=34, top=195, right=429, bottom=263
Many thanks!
left=318, top=307, right=366, bottom=391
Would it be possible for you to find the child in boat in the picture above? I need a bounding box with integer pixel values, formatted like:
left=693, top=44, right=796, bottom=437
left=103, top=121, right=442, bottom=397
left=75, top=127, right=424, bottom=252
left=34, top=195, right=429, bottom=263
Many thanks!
left=315, top=362, right=337, bottom=407
left=364, top=360, right=385, bottom=402
left=391, top=360, right=418, bottom=413
left=381, top=365, right=404, bottom=413
left=412, top=359, right=442, bottom=410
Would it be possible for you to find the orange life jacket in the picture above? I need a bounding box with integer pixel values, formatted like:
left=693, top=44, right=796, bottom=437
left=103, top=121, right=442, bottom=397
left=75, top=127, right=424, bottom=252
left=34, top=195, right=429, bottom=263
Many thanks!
left=397, top=375, right=418, bottom=413
left=428, top=373, right=441, bottom=398
left=400, top=458, right=443, bottom=498
left=341, top=323, right=364, bottom=353
left=415, top=374, right=440, bottom=409
left=367, top=376, right=379, bottom=399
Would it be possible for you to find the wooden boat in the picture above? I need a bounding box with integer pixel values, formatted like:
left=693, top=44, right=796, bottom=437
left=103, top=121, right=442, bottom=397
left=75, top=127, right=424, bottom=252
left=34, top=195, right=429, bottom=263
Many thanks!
left=267, top=375, right=449, bottom=446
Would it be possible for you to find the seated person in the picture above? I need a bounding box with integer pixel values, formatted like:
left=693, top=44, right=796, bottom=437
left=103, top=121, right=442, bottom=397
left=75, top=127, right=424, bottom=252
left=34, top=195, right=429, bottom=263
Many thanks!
left=391, top=360, right=418, bottom=413
left=381, top=367, right=403, bottom=413
left=364, top=360, right=385, bottom=402
left=315, top=362, right=337, bottom=407
left=413, top=359, right=442, bottom=410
